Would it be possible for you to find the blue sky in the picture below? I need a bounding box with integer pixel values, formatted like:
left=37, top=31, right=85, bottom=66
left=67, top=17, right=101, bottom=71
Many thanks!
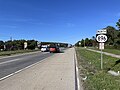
left=0, top=0, right=120, bottom=44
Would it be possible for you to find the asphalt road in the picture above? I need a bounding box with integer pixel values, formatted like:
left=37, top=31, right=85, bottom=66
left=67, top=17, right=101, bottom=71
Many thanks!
left=0, top=48, right=76, bottom=90
left=0, top=51, right=54, bottom=79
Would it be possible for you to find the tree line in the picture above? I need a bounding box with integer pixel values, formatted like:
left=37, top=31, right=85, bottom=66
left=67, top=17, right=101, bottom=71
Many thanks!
left=0, top=39, right=69, bottom=51
left=75, top=19, right=120, bottom=49
left=0, top=39, right=37, bottom=51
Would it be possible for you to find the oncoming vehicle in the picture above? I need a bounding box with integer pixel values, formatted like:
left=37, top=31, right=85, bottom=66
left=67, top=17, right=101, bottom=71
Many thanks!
left=41, top=45, right=49, bottom=52
left=49, top=46, right=60, bottom=53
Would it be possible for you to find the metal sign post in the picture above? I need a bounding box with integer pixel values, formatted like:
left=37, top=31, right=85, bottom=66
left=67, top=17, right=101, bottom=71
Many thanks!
left=99, top=43, right=104, bottom=69
left=101, top=49, right=103, bottom=69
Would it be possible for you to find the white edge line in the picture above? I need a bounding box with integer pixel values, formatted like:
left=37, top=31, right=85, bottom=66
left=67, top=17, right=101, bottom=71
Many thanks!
left=74, top=48, right=80, bottom=90
left=76, top=61, right=80, bottom=90
left=0, top=58, right=44, bottom=81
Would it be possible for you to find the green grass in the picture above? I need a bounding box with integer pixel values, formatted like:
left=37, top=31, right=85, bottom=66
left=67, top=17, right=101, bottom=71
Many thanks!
left=90, top=47, right=120, bottom=55
left=103, top=49, right=120, bottom=55
left=76, top=47, right=120, bottom=90
left=0, top=50, right=40, bottom=56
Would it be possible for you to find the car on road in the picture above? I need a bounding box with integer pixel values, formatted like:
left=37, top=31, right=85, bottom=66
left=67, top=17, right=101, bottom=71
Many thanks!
left=41, top=45, right=49, bottom=52
left=49, top=46, right=60, bottom=53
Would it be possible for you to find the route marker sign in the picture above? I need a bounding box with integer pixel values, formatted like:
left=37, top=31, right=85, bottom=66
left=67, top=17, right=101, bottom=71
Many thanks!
left=96, top=34, right=107, bottom=43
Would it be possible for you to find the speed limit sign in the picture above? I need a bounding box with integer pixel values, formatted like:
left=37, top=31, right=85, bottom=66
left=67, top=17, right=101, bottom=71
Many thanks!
left=96, top=34, right=107, bottom=43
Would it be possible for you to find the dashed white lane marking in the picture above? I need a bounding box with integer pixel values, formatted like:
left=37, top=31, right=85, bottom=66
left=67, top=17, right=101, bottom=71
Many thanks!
left=0, top=59, right=21, bottom=65
left=0, top=52, right=46, bottom=65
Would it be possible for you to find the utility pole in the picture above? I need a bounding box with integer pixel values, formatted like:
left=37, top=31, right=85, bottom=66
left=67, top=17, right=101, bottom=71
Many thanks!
left=10, top=37, right=12, bottom=41
left=84, top=39, right=85, bottom=47
left=10, top=36, right=13, bottom=51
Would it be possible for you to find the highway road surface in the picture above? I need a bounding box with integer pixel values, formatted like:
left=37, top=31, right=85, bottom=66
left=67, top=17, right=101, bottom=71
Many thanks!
left=0, top=51, right=54, bottom=80
left=0, top=48, right=81, bottom=90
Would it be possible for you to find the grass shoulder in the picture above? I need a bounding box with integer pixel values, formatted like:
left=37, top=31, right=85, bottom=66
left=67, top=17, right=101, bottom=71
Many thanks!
left=0, top=49, right=40, bottom=56
left=89, top=47, right=120, bottom=55
left=76, top=47, right=120, bottom=90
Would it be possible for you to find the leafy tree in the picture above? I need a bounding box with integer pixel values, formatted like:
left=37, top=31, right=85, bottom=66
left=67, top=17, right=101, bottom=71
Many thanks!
left=27, top=40, right=37, bottom=50
left=105, top=26, right=118, bottom=45
left=75, top=41, right=80, bottom=47
left=5, top=40, right=12, bottom=50
left=92, top=36, right=97, bottom=47
left=77, top=38, right=94, bottom=47
left=85, top=38, right=89, bottom=46
left=0, top=41, right=4, bottom=50
left=80, top=39, right=84, bottom=47
left=116, top=19, right=120, bottom=30
left=13, top=40, right=26, bottom=50
left=89, top=39, right=93, bottom=46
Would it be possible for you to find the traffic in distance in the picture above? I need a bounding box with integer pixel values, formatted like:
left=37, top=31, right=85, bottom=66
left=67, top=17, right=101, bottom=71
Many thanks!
left=40, top=44, right=72, bottom=53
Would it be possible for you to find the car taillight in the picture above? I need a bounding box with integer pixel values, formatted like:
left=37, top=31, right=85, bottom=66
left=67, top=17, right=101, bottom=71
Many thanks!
left=50, top=48, right=56, bottom=51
